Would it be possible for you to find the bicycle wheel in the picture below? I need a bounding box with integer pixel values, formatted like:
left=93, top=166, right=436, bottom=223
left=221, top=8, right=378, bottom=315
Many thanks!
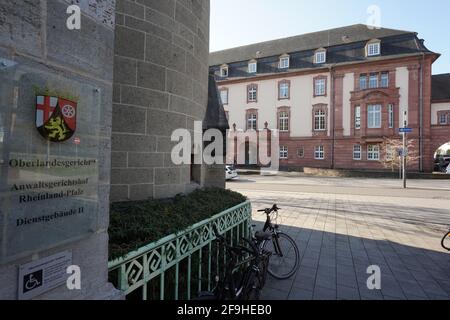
left=442, top=231, right=450, bottom=251
left=243, top=271, right=262, bottom=300
left=263, top=232, right=299, bottom=279
left=259, top=252, right=270, bottom=288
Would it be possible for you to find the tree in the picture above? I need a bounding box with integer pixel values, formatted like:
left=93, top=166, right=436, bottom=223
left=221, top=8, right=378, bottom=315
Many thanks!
left=379, top=137, right=420, bottom=172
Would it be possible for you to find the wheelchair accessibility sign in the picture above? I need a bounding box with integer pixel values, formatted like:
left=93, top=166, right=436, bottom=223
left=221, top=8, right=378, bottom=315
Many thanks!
left=23, top=270, right=43, bottom=293
left=18, top=251, right=72, bottom=300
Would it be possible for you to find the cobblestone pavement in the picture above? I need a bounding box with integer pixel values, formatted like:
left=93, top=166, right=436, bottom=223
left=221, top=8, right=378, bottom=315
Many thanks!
left=228, top=176, right=450, bottom=300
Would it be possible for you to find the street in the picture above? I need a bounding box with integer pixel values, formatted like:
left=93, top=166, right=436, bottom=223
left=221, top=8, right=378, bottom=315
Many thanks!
left=227, top=175, right=450, bottom=300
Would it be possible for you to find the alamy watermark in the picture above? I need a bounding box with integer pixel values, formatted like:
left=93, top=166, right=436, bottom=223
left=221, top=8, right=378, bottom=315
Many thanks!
left=66, top=5, right=81, bottom=30
left=366, top=5, right=382, bottom=30
left=66, top=265, right=81, bottom=290
left=171, top=121, right=280, bottom=172
left=367, top=265, right=381, bottom=290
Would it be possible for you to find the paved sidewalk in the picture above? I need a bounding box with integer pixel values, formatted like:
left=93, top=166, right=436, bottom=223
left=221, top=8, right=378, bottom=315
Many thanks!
left=229, top=177, right=450, bottom=300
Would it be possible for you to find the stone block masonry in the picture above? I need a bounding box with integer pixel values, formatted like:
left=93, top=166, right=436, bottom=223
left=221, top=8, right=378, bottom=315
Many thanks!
left=0, top=0, right=120, bottom=300
left=112, top=0, right=211, bottom=202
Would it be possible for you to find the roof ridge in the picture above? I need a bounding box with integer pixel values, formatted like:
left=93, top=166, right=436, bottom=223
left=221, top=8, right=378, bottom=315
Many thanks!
left=210, top=24, right=416, bottom=66
left=210, top=24, right=414, bottom=54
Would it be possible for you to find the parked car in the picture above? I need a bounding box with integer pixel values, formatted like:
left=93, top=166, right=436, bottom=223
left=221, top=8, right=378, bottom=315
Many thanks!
left=434, top=156, right=450, bottom=172
left=225, top=165, right=238, bottom=180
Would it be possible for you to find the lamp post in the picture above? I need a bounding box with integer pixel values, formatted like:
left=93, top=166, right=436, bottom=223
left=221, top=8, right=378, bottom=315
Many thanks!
left=402, top=111, right=408, bottom=189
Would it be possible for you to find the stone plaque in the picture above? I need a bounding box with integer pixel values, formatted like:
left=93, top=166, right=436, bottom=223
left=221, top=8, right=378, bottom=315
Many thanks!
left=18, top=251, right=72, bottom=300
left=0, top=58, right=101, bottom=263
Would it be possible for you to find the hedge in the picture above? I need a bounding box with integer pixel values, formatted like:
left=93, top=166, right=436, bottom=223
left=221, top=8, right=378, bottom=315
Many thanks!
left=108, top=188, right=247, bottom=260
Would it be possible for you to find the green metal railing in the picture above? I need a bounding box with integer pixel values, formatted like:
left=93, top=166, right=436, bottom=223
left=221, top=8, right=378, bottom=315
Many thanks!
left=108, top=201, right=252, bottom=300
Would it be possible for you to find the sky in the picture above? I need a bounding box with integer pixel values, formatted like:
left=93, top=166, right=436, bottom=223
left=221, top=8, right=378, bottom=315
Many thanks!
left=210, top=0, right=450, bottom=75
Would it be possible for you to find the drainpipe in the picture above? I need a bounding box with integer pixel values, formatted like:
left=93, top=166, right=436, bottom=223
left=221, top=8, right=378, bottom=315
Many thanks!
left=330, top=66, right=335, bottom=169
left=419, top=53, right=425, bottom=172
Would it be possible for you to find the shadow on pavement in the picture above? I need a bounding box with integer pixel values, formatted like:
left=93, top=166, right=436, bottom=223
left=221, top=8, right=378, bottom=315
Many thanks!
left=252, top=220, right=450, bottom=300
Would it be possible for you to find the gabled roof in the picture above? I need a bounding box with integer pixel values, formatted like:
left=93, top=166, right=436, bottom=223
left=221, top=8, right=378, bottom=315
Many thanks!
left=432, top=73, right=450, bottom=102
left=210, top=24, right=416, bottom=66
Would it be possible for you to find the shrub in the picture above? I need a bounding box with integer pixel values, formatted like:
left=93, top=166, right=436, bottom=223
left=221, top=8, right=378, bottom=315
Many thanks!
left=109, top=188, right=247, bottom=260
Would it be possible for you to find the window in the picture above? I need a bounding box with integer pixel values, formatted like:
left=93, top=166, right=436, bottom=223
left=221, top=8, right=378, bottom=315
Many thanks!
left=220, top=89, right=228, bottom=105
left=359, top=74, right=367, bottom=90
left=279, top=146, right=288, bottom=159
left=386, top=145, right=394, bottom=161
left=314, top=110, right=326, bottom=131
left=314, top=146, right=324, bottom=160
left=279, top=81, right=290, bottom=99
left=381, top=72, right=389, bottom=88
left=367, top=145, right=380, bottom=161
left=388, top=104, right=394, bottom=128
left=247, top=84, right=257, bottom=102
left=314, top=78, right=326, bottom=96
left=279, top=111, right=289, bottom=132
left=315, top=50, right=326, bottom=64
left=355, top=106, right=361, bottom=129
left=248, top=61, right=257, bottom=74
left=353, top=145, right=362, bottom=160
left=279, top=56, right=290, bottom=69
left=367, top=42, right=380, bottom=56
left=247, top=113, right=257, bottom=130
left=439, top=113, right=448, bottom=125
left=220, top=65, right=228, bottom=77
left=368, top=105, right=382, bottom=128
left=297, top=147, right=304, bottom=158
left=369, top=73, right=378, bottom=89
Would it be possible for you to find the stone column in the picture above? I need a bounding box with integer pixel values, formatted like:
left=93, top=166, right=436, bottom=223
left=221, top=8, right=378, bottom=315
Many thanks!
left=111, top=0, right=213, bottom=201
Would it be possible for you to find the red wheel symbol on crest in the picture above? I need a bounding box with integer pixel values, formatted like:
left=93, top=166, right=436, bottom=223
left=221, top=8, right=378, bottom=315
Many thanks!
left=61, top=105, right=76, bottom=118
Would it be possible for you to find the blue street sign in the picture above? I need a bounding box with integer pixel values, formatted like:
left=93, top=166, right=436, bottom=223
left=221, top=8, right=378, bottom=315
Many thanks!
left=399, top=128, right=413, bottom=133
left=398, top=149, right=408, bottom=157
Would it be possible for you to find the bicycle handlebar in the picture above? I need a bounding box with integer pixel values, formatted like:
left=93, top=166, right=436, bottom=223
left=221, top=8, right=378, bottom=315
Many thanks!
left=257, top=204, right=281, bottom=214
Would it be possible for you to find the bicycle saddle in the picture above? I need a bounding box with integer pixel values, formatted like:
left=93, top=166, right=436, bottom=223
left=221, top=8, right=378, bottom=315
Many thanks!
left=255, top=231, right=272, bottom=241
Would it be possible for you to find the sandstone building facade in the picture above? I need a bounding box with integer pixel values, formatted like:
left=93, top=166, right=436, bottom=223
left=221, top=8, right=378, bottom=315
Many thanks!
left=210, top=25, right=450, bottom=172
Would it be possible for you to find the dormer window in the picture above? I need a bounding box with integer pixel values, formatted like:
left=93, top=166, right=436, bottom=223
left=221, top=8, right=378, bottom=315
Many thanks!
left=314, top=49, right=326, bottom=64
left=220, top=65, right=229, bottom=77
left=279, top=55, right=290, bottom=69
left=248, top=60, right=257, bottom=74
left=366, top=40, right=381, bottom=57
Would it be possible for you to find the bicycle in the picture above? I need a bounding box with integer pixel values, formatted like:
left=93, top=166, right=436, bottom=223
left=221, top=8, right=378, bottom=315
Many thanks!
left=196, top=226, right=271, bottom=300
left=257, top=204, right=300, bottom=280
left=441, top=230, right=450, bottom=251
